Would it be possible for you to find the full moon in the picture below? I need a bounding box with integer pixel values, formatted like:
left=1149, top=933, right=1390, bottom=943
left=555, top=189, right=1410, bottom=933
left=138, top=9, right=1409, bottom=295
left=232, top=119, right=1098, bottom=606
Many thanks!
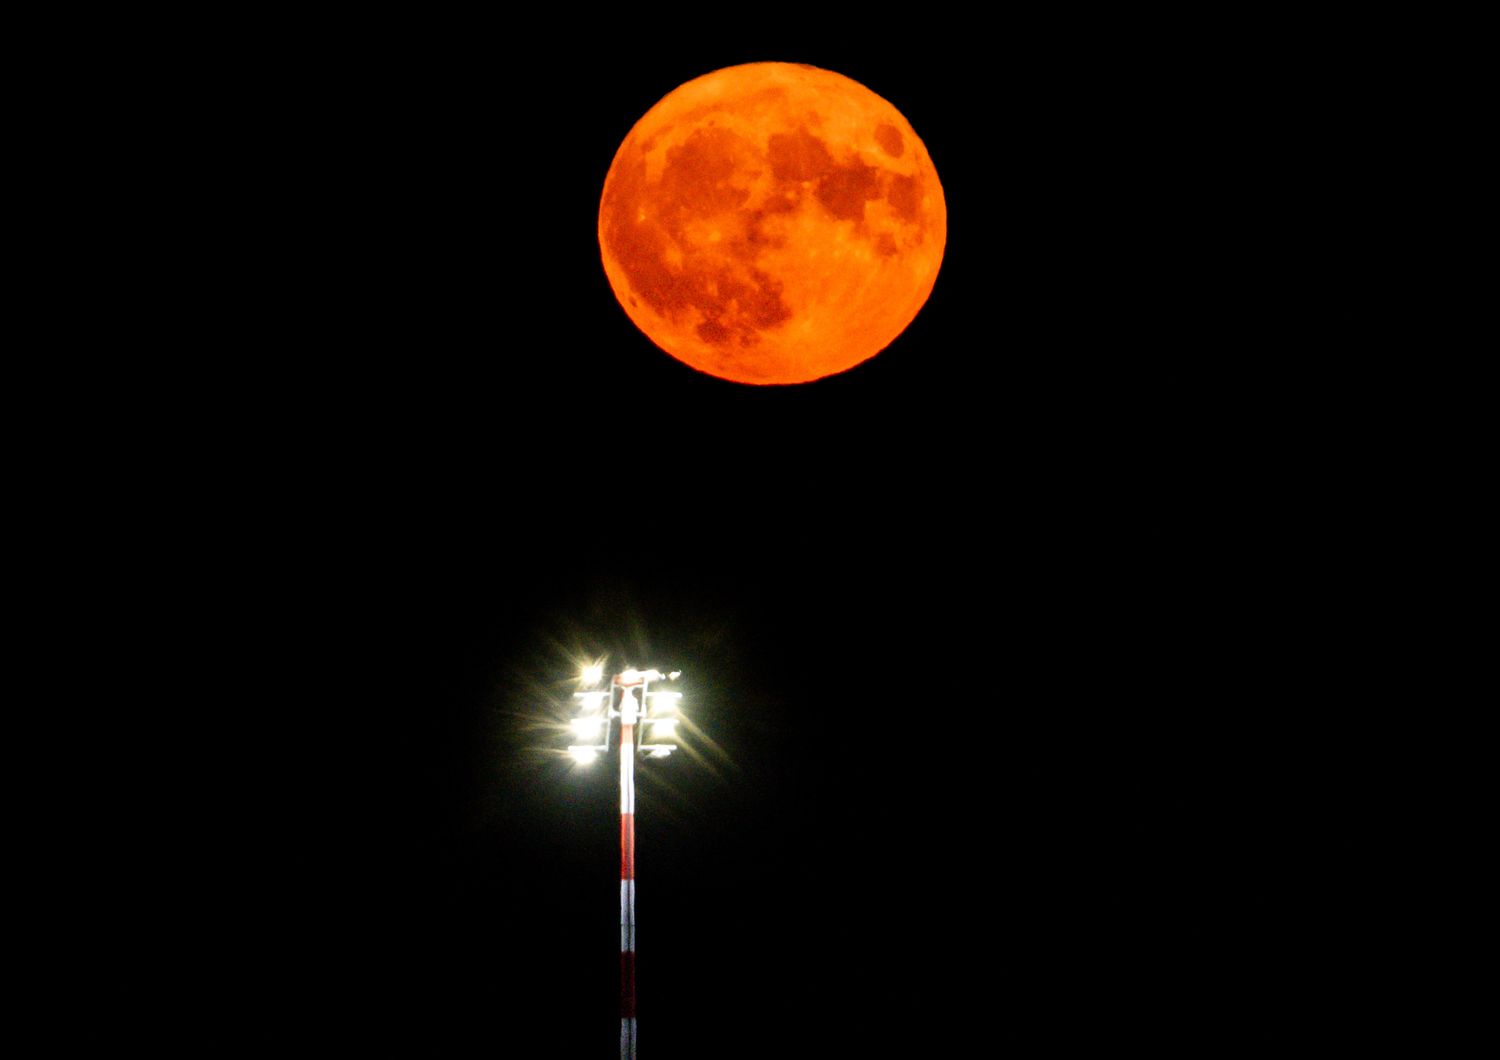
left=598, top=62, right=946, bottom=385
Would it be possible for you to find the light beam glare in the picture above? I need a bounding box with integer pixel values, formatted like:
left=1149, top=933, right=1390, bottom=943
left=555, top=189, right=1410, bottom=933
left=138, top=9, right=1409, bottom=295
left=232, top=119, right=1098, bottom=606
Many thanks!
left=666, top=713, right=737, bottom=780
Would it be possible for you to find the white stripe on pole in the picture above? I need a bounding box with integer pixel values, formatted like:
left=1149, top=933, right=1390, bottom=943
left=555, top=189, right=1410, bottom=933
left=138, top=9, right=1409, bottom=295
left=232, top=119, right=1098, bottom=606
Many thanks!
left=620, top=880, right=636, bottom=952
left=620, top=691, right=637, bottom=814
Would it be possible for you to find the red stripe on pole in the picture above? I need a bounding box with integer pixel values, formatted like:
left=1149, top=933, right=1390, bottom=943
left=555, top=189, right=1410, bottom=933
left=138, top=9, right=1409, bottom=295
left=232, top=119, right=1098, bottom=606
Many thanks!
left=621, top=952, right=637, bottom=1018
left=620, top=814, right=635, bottom=879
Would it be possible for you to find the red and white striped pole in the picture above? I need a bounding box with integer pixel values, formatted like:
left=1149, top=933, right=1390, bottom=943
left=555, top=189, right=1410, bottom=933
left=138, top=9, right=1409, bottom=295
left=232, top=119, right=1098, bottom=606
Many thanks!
left=619, top=685, right=638, bottom=1060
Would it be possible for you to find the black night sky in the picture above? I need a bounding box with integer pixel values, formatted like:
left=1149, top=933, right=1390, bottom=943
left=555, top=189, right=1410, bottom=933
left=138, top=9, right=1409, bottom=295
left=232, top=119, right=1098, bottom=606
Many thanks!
left=210, top=13, right=1389, bottom=1055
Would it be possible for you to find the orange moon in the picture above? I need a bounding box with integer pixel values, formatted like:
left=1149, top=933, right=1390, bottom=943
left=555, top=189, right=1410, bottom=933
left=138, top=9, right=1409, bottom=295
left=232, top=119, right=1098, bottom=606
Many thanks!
left=598, top=62, right=946, bottom=385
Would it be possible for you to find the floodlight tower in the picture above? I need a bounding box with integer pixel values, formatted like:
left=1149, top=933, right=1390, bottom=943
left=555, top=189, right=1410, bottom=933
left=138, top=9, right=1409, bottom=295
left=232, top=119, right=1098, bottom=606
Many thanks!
left=568, top=663, right=682, bottom=1060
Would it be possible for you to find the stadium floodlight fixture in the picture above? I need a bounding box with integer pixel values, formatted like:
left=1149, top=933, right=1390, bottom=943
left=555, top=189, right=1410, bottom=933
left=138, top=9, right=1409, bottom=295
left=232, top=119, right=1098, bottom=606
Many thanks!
left=575, top=691, right=609, bottom=713
left=560, top=661, right=683, bottom=1059
left=647, top=691, right=682, bottom=715
left=572, top=716, right=604, bottom=740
